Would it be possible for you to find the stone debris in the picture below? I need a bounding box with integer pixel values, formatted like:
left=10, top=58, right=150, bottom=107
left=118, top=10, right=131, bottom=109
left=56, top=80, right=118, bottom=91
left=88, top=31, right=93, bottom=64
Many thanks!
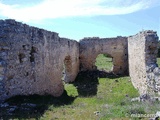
left=131, top=97, right=140, bottom=102
left=156, top=111, right=160, bottom=117
left=150, top=111, right=160, bottom=120
left=94, top=111, right=100, bottom=116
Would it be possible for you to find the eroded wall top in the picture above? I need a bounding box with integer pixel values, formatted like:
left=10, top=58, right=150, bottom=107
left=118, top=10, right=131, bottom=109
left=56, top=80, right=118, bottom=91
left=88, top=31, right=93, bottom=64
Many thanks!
left=0, top=19, right=79, bottom=102
left=79, top=37, right=128, bottom=74
left=1, top=19, right=159, bottom=102
left=128, top=30, right=159, bottom=96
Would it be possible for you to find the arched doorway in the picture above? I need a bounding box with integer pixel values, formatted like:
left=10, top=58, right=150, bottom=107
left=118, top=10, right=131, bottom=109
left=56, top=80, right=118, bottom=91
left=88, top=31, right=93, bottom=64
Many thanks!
left=62, top=56, right=72, bottom=83
left=95, top=54, right=113, bottom=72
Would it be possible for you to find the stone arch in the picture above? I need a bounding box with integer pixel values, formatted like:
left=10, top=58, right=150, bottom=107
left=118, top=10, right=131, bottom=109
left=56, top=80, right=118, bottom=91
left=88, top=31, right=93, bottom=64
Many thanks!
left=79, top=37, right=128, bottom=75
left=91, top=52, right=124, bottom=74
left=94, top=53, right=113, bottom=71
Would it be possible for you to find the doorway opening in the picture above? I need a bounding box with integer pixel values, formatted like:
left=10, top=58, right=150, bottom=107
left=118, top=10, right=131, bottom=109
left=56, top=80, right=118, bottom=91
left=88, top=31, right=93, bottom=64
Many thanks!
left=62, top=56, right=79, bottom=97
left=95, top=54, right=113, bottom=72
left=62, top=56, right=72, bottom=83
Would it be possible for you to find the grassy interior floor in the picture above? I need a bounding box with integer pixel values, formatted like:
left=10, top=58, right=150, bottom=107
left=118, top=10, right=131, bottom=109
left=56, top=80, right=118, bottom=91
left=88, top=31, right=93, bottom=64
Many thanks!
left=1, top=55, right=160, bottom=120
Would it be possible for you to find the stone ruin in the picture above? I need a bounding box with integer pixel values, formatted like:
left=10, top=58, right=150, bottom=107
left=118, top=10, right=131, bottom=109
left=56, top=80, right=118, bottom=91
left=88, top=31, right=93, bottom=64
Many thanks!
left=128, top=31, right=160, bottom=97
left=0, top=19, right=159, bottom=102
left=0, top=19, right=79, bottom=102
left=79, top=37, right=128, bottom=74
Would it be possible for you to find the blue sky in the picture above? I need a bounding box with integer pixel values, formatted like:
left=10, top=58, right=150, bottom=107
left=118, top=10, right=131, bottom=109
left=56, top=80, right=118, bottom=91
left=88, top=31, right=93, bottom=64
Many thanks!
left=0, top=0, right=160, bottom=40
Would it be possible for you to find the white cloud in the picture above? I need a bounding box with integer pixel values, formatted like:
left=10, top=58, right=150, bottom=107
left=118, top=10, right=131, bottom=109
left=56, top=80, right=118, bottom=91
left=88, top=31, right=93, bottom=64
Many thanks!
left=0, top=0, right=159, bottom=22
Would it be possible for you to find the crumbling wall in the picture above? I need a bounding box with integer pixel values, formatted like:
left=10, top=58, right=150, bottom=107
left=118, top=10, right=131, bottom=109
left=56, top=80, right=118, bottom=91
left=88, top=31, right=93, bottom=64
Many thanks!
left=79, top=37, right=128, bottom=74
left=1, top=19, right=160, bottom=102
left=0, top=19, right=79, bottom=102
left=59, top=38, right=79, bottom=83
left=128, top=30, right=160, bottom=96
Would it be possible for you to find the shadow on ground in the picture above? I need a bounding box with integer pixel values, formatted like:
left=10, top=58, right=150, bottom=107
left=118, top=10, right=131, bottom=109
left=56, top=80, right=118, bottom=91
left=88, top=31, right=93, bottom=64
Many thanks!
left=0, top=90, right=76, bottom=119
left=73, top=70, right=122, bottom=97
left=0, top=70, right=125, bottom=119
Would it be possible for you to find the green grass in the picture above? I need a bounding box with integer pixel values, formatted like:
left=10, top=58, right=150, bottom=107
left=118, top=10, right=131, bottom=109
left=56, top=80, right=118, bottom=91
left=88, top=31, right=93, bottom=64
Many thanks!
left=1, top=56, right=160, bottom=120
left=157, top=58, right=160, bottom=66
left=95, top=54, right=113, bottom=71
left=41, top=76, right=139, bottom=120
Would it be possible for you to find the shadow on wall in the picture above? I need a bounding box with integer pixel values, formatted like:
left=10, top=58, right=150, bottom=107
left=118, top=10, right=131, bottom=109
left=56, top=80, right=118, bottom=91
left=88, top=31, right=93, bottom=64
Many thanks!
left=0, top=91, right=76, bottom=119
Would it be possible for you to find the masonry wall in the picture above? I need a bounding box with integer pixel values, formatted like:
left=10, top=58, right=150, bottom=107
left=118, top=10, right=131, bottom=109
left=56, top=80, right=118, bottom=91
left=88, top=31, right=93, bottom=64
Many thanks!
left=79, top=37, right=128, bottom=74
left=0, top=19, right=79, bottom=101
left=1, top=19, right=160, bottom=102
left=128, top=31, right=160, bottom=96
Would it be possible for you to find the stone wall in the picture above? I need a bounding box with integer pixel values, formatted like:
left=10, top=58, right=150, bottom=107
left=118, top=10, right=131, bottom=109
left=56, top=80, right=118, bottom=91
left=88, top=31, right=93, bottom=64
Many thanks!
left=0, top=19, right=79, bottom=102
left=1, top=19, right=160, bottom=102
left=79, top=37, right=128, bottom=74
left=128, top=30, right=160, bottom=96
